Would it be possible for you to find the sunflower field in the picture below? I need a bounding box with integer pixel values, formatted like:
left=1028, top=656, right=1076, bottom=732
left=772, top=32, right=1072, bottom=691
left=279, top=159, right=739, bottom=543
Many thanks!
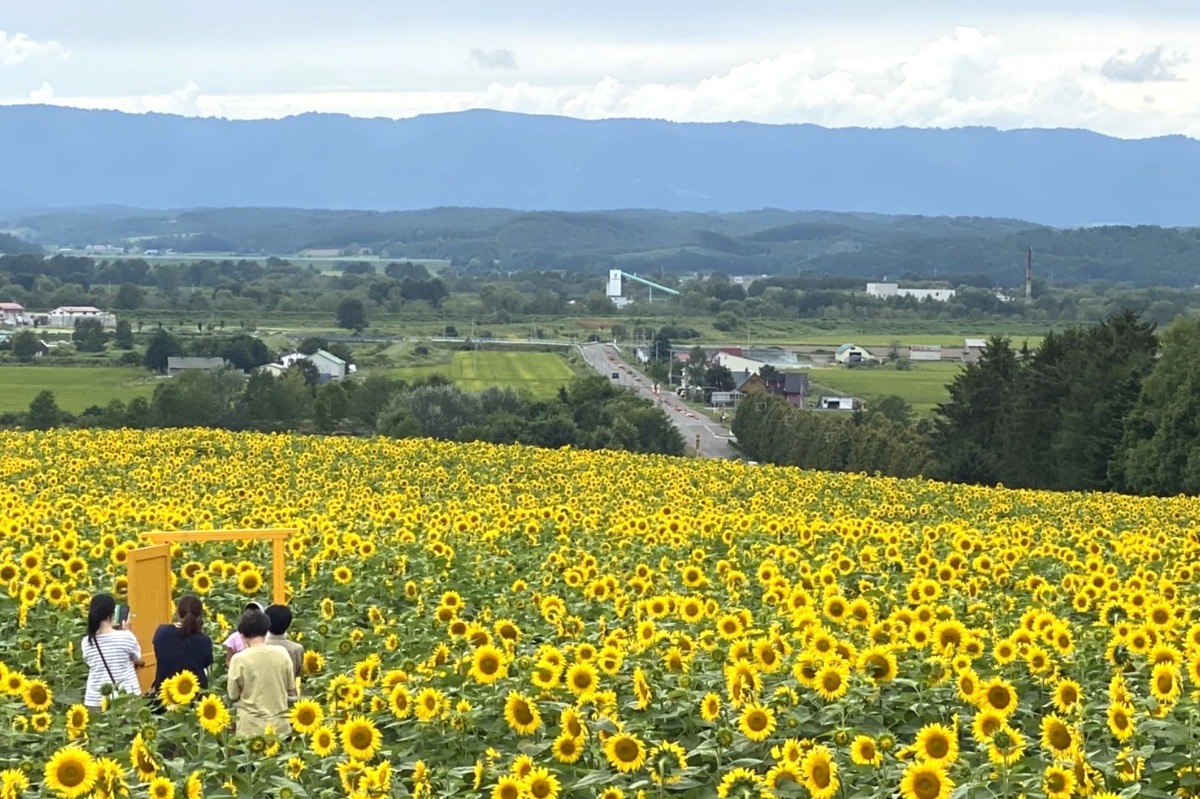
left=2, top=429, right=1200, bottom=799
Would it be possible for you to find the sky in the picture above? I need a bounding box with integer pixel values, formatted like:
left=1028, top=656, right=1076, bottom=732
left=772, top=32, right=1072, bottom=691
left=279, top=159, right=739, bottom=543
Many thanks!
left=2, top=1, right=1200, bottom=138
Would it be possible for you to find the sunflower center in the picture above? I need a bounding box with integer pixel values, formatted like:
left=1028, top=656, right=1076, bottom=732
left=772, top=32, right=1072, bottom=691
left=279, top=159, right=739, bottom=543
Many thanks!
left=822, top=672, right=842, bottom=692
left=1049, top=727, right=1071, bottom=750
left=913, top=773, right=940, bottom=799
left=59, top=762, right=85, bottom=787
left=614, top=739, right=640, bottom=762
left=811, top=762, right=830, bottom=788
left=988, top=687, right=1011, bottom=709
left=350, top=728, right=373, bottom=749
left=513, top=704, right=534, bottom=726
left=926, top=737, right=949, bottom=758
left=530, top=779, right=551, bottom=799
left=747, top=712, right=768, bottom=732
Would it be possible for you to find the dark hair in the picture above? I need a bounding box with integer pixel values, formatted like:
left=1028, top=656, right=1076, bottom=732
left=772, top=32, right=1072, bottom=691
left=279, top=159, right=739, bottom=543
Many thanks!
left=237, top=609, right=270, bottom=639
left=87, top=593, right=116, bottom=646
left=177, top=595, right=204, bottom=637
left=265, top=604, right=292, bottom=636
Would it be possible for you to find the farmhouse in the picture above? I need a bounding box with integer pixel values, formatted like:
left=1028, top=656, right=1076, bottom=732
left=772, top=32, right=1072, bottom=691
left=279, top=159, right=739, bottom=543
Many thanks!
left=0, top=302, right=26, bottom=326
left=44, top=306, right=117, bottom=329
left=781, top=372, right=809, bottom=406
left=256, top=363, right=289, bottom=377
left=167, top=356, right=231, bottom=376
left=280, top=349, right=348, bottom=382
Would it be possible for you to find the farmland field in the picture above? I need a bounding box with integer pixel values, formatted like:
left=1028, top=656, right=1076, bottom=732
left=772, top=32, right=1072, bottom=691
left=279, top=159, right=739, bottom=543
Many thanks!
left=811, top=362, right=963, bottom=414
left=3, top=429, right=1199, bottom=799
left=0, top=366, right=157, bottom=413
left=385, top=350, right=575, bottom=398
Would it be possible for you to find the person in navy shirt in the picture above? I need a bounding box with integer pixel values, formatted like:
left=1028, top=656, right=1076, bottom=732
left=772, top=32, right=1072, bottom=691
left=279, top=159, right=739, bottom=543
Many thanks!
left=152, top=595, right=215, bottom=692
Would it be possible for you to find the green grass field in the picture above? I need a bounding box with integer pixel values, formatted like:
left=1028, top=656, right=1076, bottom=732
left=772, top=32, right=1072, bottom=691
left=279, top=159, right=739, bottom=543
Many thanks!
left=0, top=366, right=158, bottom=413
left=809, top=361, right=963, bottom=415
left=383, top=351, right=575, bottom=399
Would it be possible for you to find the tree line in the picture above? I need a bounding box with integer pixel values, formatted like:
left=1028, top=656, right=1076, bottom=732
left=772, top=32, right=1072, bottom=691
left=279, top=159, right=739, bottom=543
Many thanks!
left=9, top=372, right=685, bottom=457
left=735, top=311, right=1200, bottom=496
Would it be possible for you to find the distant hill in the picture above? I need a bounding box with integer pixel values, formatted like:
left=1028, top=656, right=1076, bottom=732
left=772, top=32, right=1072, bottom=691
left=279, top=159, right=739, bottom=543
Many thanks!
left=1, top=106, right=1199, bottom=227
left=12, top=206, right=1200, bottom=286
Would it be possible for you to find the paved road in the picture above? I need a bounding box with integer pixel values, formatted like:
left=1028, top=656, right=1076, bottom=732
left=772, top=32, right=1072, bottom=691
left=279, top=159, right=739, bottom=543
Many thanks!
left=580, top=343, right=740, bottom=459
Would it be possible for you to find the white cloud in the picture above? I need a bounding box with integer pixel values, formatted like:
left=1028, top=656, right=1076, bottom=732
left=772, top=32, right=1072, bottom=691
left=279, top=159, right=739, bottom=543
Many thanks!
left=1100, top=46, right=1188, bottom=83
left=6, top=26, right=1200, bottom=139
left=468, top=47, right=518, bottom=70
left=29, top=80, right=54, bottom=102
left=0, top=30, right=68, bottom=67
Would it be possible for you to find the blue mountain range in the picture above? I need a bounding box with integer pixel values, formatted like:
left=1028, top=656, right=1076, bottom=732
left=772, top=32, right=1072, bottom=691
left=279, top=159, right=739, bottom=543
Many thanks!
left=1, top=105, right=1197, bottom=227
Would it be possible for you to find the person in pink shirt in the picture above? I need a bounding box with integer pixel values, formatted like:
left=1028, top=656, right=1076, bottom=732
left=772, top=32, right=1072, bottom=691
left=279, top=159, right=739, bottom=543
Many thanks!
left=223, top=601, right=264, bottom=667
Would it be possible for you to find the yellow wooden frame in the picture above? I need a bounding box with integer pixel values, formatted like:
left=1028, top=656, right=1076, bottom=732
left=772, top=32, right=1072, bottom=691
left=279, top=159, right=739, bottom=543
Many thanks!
left=143, top=528, right=295, bottom=605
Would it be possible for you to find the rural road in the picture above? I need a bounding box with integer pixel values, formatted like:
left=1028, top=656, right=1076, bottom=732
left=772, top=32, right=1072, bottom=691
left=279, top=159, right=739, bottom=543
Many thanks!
left=580, top=343, right=740, bottom=460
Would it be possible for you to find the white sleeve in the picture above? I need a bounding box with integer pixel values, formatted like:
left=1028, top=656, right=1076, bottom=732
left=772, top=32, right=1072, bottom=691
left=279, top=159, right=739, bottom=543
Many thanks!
left=126, top=632, right=142, bottom=661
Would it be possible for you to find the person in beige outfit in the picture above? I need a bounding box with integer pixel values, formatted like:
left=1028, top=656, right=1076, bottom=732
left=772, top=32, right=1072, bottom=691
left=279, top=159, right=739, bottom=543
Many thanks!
left=228, top=608, right=296, bottom=736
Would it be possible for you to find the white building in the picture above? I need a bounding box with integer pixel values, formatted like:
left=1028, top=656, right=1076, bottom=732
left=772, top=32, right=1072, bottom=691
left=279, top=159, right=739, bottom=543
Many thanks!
left=0, top=302, right=25, bottom=326
left=909, top=345, right=943, bottom=362
left=256, top=363, right=289, bottom=377
left=834, top=344, right=872, bottom=365
left=280, top=349, right=349, bottom=382
left=44, top=306, right=117, bottom=329
left=818, top=396, right=861, bottom=410
left=712, top=352, right=768, bottom=375
left=866, top=282, right=956, bottom=302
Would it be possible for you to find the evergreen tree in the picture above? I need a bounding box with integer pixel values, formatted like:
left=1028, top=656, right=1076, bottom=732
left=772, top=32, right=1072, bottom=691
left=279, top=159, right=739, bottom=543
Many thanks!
left=26, top=390, right=63, bottom=430
left=930, top=337, right=1018, bottom=485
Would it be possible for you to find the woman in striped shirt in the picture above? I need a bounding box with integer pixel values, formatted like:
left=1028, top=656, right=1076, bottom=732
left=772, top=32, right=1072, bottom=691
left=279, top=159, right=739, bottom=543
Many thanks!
left=80, top=593, right=144, bottom=708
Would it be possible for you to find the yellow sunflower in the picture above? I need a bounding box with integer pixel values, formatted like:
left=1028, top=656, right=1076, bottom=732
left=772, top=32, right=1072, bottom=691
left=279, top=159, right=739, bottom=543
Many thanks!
left=469, top=645, right=509, bottom=685
left=551, top=732, right=583, bottom=765
left=340, top=715, right=382, bottom=761
left=524, top=767, right=561, bottom=799
left=288, top=699, right=323, bottom=735
left=737, top=703, right=776, bottom=742
left=503, top=691, right=542, bottom=736
left=310, top=726, right=336, bottom=757
left=900, top=762, right=952, bottom=799
left=195, top=695, right=231, bottom=736
left=23, top=679, right=52, bottom=712
left=813, top=663, right=851, bottom=702
left=43, top=746, right=99, bottom=799
left=492, top=776, right=522, bottom=799
left=850, top=735, right=882, bottom=767
left=914, top=722, right=958, bottom=765
left=604, top=732, right=648, bottom=774
left=800, top=745, right=839, bottom=799
left=148, top=776, right=176, bottom=799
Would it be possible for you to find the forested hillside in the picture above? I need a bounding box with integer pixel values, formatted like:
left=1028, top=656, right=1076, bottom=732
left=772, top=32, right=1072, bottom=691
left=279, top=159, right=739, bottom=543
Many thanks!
left=7, top=206, right=1200, bottom=286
